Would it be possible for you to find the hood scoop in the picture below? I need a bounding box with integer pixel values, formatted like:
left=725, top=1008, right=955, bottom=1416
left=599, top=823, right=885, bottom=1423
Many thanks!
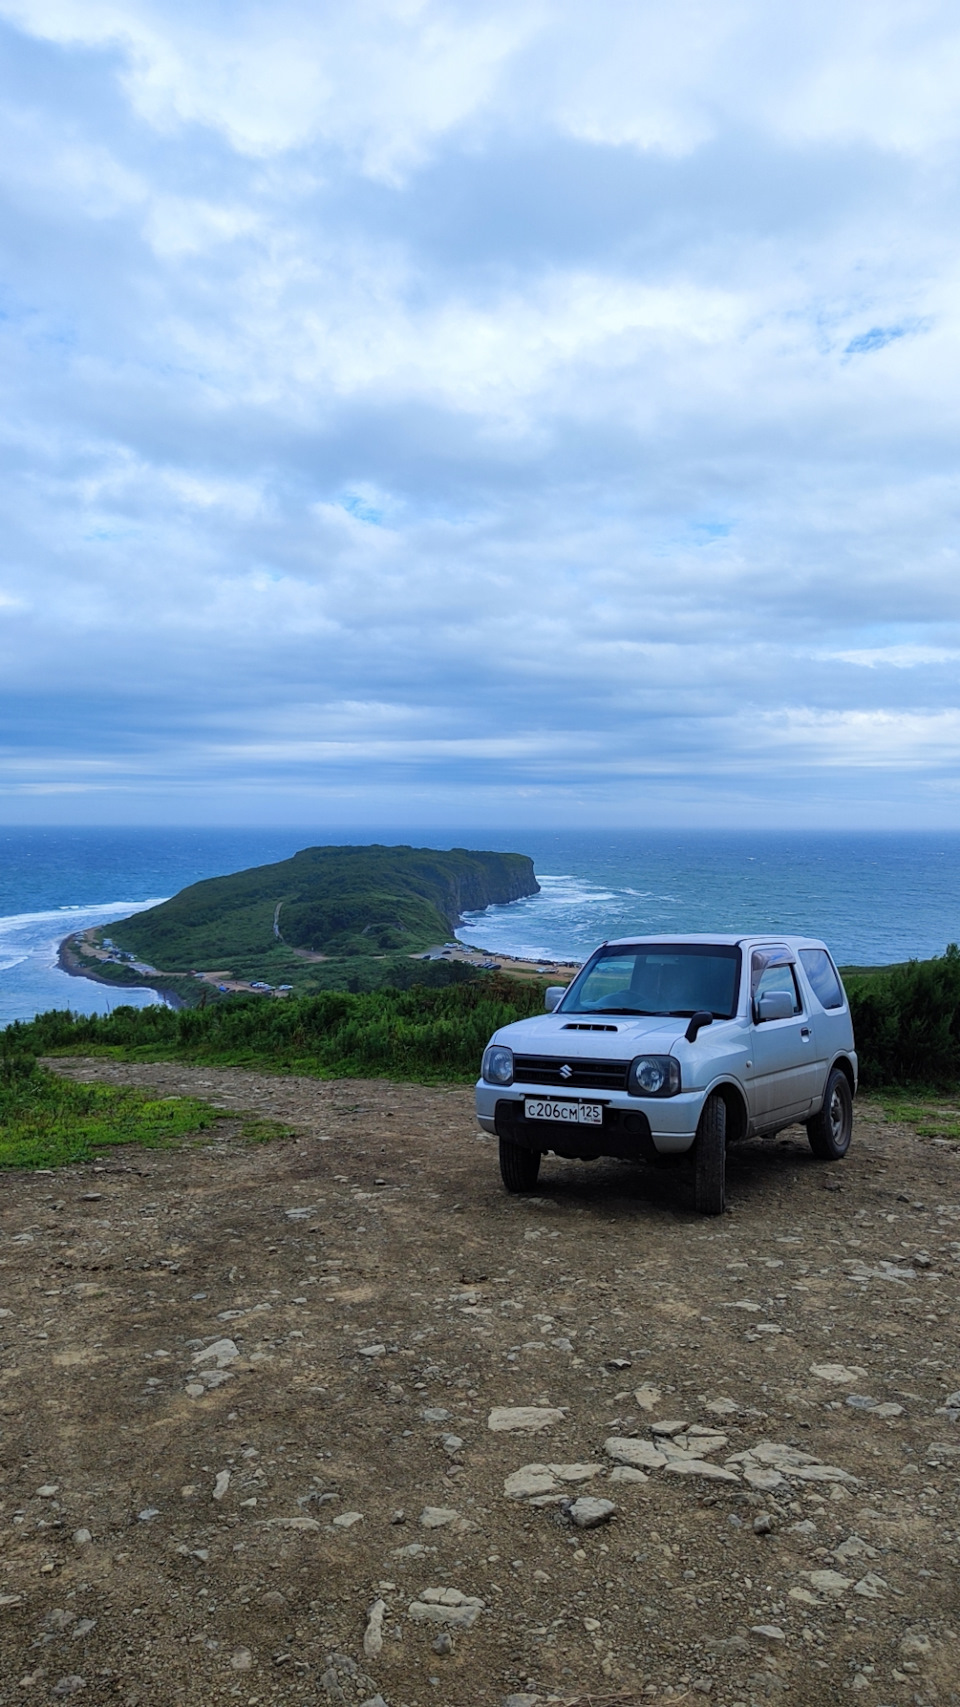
left=562, top=1022, right=618, bottom=1032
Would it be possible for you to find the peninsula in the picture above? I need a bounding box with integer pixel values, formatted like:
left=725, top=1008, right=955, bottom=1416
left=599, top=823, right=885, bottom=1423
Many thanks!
left=60, top=844, right=539, bottom=999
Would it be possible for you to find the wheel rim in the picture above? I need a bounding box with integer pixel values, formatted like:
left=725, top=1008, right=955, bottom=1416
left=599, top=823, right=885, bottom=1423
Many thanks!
left=829, top=1086, right=846, bottom=1142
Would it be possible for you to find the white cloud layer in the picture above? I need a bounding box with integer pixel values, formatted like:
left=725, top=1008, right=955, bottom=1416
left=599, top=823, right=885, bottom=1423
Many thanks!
left=1, top=0, right=959, bottom=823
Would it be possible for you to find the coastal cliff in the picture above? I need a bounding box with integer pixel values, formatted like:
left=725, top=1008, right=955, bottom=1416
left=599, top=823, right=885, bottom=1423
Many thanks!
left=103, top=844, right=539, bottom=971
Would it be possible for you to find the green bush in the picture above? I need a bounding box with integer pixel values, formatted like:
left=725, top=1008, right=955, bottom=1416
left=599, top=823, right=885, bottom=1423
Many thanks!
left=3, top=975, right=547, bottom=1083
left=846, top=943, right=960, bottom=1088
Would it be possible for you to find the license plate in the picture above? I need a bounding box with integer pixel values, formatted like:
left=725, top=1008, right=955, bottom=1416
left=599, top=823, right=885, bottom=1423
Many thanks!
left=524, top=1098, right=603, bottom=1126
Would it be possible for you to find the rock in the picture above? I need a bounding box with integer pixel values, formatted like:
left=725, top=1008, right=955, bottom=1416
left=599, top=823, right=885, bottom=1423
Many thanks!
left=503, top=1467, right=559, bottom=1501
left=198, top=1369, right=232, bottom=1389
left=37, top=1485, right=59, bottom=1498
left=609, top=1466, right=648, bottom=1484
left=212, top=1471, right=230, bottom=1502
left=358, top=1344, right=386, bottom=1358
left=421, top=1408, right=450, bottom=1422
left=872, top=1402, right=904, bottom=1418
left=332, top=1511, right=363, bottom=1529
left=634, top=1383, right=661, bottom=1411
left=853, top=1573, right=887, bottom=1598
left=664, top=1458, right=739, bottom=1482
left=567, top=1496, right=616, bottom=1528
left=549, top=1462, right=603, bottom=1482
left=834, top=1535, right=877, bottom=1561
left=185, top=1383, right=205, bottom=1399
left=51, top=1682, right=86, bottom=1698
left=408, top=1588, right=484, bottom=1629
left=503, top=1696, right=540, bottom=1707
left=788, top=1587, right=822, bottom=1606
left=809, top=1363, right=868, bottom=1384
left=846, top=1394, right=878, bottom=1410
left=71, top=1620, right=96, bottom=1639
left=650, top=1419, right=688, bottom=1436
left=900, top=1630, right=932, bottom=1657
left=744, top=1466, right=785, bottom=1492
left=705, top=1397, right=738, bottom=1416
left=137, top=1507, right=160, bottom=1521
left=440, top=1434, right=464, bottom=1455
left=359, top=1698, right=388, bottom=1707
left=419, top=1507, right=460, bottom=1528
left=363, top=1598, right=386, bottom=1659
left=432, top=1631, right=453, bottom=1654
left=753, top=1513, right=774, bottom=1535
left=260, top=1590, right=288, bottom=1608
left=266, top=1516, right=322, bottom=1531
left=192, top=1338, right=239, bottom=1369
left=805, top=1570, right=853, bottom=1594
left=73, top=1529, right=92, bottom=1546
left=750, top=1625, right=785, bottom=1643
left=487, top=1406, right=565, bottom=1433
left=230, top=1649, right=253, bottom=1671
left=604, top=1437, right=667, bottom=1470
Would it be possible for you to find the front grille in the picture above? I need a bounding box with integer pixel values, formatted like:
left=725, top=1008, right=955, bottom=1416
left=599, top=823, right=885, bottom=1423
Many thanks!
left=513, top=1054, right=631, bottom=1092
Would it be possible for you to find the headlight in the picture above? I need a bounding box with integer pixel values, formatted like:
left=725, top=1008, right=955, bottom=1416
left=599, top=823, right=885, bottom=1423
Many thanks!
left=628, top=1055, right=680, bottom=1097
left=482, top=1044, right=514, bottom=1085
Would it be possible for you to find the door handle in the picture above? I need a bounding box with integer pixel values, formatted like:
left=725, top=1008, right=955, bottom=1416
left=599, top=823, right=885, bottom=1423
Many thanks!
left=800, top=1027, right=811, bottom=1039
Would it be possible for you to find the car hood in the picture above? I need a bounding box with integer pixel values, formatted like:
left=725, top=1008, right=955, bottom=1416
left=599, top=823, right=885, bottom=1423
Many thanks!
left=492, top=1012, right=689, bottom=1054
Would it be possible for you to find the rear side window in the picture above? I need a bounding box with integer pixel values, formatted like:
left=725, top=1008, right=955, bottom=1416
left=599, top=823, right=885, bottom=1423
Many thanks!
left=754, top=960, right=803, bottom=1015
left=799, top=948, right=845, bottom=1010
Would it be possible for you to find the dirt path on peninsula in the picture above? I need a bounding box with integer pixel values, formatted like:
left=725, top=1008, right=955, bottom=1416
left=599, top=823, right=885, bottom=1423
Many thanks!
left=1, top=1062, right=958, bottom=1707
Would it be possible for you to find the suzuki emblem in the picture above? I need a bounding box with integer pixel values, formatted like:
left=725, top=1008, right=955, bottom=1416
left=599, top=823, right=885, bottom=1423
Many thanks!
left=560, top=1063, right=573, bottom=1080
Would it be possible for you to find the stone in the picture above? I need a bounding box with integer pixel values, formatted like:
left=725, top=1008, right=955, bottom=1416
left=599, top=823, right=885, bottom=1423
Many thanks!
left=650, top=1419, right=688, bottom=1436
left=358, top=1344, right=386, bottom=1359
left=419, top=1507, right=459, bottom=1528
left=137, top=1507, right=160, bottom=1521
left=432, top=1632, right=453, bottom=1654
left=744, top=1467, right=785, bottom=1492
left=37, top=1485, right=59, bottom=1498
left=788, top=1587, right=822, bottom=1606
left=71, top=1620, right=96, bottom=1639
left=0, top=1594, right=24, bottom=1608
left=230, top=1649, right=253, bottom=1671
left=609, top=1466, right=648, bottom=1484
left=503, top=1467, right=559, bottom=1501
left=900, top=1630, right=932, bottom=1657
left=185, top=1383, right=205, bottom=1399
left=805, top=1570, right=853, bottom=1594
left=441, top=1434, right=464, bottom=1455
left=809, top=1363, right=868, bottom=1384
left=705, top=1397, right=738, bottom=1416
left=664, top=1458, right=739, bottom=1482
left=192, top=1338, right=239, bottom=1369
left=634, top=1383, right=661, bottom=1411
left=753, top=1513, right=774, bottom=1535
left=422, top=1408, right=450, bottom=1422
left=51, top=1680, right=86, bottom=1697
left=845, top=1394, right=878, bottom=1410
left=853, top=1573, right=887, bottom=1598
left=359, top=1698, right=388, bottom=1707
left=567, top=1496, right=616, bottom=1528
left=834, top=1536, right=876, bottom=1561
left=604, top=1436, right=667, bottom=1470
left=547, top=1462, right=603, bottom=1482
left=750, top=1626, right=785, bottom=1642
left=267, top=1516, right=321, bottom=1531
left=199, top=1369, right=232, bottom=1389
left=408, top=1588, right=484, bottom=1629
left=363, top=1598, right=386, bottom=1659
left=332, top=1511, right=363, bottom=1529
left=487, top=1406, right=565, bottom=1432
left=73, top=1530, right=92, bottom=1546
left=872, top=1402, right=904, bottom=1418
left=503, top=1696, right=540, bottom=1707
left=212, top=1471, right=230, bottom=1501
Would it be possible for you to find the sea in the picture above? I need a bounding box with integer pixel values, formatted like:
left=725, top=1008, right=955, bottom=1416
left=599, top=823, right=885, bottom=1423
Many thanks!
left=2, top=826, right=959, bottom=1029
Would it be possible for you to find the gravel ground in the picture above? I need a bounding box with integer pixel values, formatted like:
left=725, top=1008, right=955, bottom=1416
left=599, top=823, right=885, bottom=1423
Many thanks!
left=0, top=1058, right=958, bottom=1707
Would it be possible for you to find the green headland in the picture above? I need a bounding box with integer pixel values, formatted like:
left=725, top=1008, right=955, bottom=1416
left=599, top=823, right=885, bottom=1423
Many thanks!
left=60, top=843, right=539, bottom=1000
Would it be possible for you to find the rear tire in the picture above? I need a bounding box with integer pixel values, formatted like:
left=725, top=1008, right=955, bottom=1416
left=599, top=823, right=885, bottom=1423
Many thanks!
left=806, top=1067, right=853, bottom=1159
left=499, top=1137, right=541, bottom=1192
left=695, top=1093, right=726, bottom=1215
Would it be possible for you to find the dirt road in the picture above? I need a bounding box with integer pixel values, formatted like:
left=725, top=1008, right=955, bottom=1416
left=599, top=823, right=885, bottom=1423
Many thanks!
left=0, top=1060, right=958, bottom=1707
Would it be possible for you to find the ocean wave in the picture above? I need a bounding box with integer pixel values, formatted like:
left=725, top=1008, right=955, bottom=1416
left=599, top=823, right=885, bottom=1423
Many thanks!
left=0, top=898, right=167, bottom=935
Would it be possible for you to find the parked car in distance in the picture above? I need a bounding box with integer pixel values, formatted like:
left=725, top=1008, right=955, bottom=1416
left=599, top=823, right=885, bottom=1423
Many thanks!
left=475, top=934, right=857, bottom=1215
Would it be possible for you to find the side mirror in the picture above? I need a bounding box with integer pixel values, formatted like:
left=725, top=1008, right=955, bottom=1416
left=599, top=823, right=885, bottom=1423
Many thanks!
left=544, top=986, right=565, bottom=1012
left=684, top=1010, right=713, bottom=1042
left=754, top=990, right=795, bottom=1023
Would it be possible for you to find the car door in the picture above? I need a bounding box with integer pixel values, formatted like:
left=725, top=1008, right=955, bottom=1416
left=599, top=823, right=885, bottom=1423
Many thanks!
left=745, top=952, right=818, bottom=1125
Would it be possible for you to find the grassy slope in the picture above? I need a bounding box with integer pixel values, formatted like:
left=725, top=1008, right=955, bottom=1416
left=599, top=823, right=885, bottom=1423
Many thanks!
left=108, top=845, right=538, bottom=971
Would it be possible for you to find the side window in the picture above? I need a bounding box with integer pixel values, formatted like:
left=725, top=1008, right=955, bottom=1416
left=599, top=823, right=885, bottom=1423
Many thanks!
left=799, top=948, right=845, bottom=1010
left=754, top=962, right=803, bottom=1014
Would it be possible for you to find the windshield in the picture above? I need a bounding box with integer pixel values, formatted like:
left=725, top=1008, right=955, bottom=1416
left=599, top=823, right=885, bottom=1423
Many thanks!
left=561, top=943, right=742, bottom=1018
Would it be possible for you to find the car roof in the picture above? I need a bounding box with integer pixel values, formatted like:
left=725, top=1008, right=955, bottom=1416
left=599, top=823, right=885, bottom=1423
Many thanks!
left=601, top=933, right=828, bottom=950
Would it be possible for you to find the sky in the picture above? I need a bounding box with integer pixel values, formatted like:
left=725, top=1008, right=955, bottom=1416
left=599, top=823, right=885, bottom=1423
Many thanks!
left=2, top=0, right=960, bottom=829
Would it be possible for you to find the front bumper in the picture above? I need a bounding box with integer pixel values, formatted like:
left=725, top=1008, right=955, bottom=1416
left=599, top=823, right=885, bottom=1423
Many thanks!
left=475, top=1081, right=702, bottom=1156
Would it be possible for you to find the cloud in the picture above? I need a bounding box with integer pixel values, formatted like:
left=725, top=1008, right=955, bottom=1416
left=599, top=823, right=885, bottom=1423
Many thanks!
left=1, top=1, right=960, bottom=824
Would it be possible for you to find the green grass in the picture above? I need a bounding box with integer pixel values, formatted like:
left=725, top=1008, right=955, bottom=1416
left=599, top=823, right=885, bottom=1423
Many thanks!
left=0, top=1052, right=293, bottom=1171
left=873, top=1090, right=960, bottom=1143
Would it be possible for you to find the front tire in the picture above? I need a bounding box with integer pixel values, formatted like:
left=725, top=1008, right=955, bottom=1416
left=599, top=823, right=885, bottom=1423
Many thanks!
left=695, top=1093, right=726, bottom=1215
left=806, top=1067, right=853, bottom=1159
left=499, top=1137, right=541, bottom=1192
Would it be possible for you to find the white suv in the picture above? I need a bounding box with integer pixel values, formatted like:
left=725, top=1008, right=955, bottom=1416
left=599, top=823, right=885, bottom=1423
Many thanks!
left=475, top=934, right=857, bottom=1215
